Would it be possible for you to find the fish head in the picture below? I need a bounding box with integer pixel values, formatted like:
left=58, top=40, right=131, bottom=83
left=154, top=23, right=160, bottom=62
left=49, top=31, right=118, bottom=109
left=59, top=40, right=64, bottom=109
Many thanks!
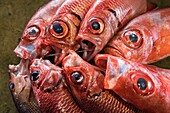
left=30, top=59, right=63, bottom=92
left=8, top=59, right=41, bottom=112
left=8, top=59, right=31, bottom=102
left=95, top=54, right=159, bottom=111
left=14, top=0, right=66, bottom=60
left=62, top=50, right=104, bottom=103
left=76, top=5, right=118, bottom=61
left=29, top=58, right=85, bottom=113
left=14, top=19, right=53, bottom=60
left=46, top=12, right=82, bottom=65
left=105, top=20, right=154, bottom=64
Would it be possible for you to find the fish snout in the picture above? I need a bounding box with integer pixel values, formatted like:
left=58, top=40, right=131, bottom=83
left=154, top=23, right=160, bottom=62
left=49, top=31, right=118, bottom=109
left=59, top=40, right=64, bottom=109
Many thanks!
left=14, top=44, right=36, bottom=59
left=95, top=54, right=130, bottom=89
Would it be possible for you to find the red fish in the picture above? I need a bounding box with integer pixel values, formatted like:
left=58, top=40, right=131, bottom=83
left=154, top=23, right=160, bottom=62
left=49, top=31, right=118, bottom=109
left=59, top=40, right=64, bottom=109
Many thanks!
left=104, top=8, right=170, bottom=64
left=14, top=0, right=65, bottom=59
left=76, top=0, right=148, bottom=61
left=62, top=50, right=144, bottom=113
left=95, top=54, right=170, bottom=113
left=8, top=59, right=41, bottom=113
left=46, top=0, right=96, bottom=65
left=29, top=59, right=85, bottom=113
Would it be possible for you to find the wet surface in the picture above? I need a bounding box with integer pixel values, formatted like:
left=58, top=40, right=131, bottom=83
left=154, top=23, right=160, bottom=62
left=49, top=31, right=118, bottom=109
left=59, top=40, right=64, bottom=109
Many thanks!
left=0, top=0, right=170, bottom=113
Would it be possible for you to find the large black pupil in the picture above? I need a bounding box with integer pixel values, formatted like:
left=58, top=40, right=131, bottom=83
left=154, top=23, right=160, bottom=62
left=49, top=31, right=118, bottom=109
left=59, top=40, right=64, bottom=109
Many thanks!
left=29, top=29, right=36, bottom=36
left=137, top=78, right=147, bottom=90
left=72, top=72, right=81, bottom=81
left=92, top=21, right=100, bottom=30
left=9, top=83, right=15, bottom=90
left=31, top=71, right=40, bottom=81
left=129, top=33, right=138, bottom=43
left=53, top=22, right=63, bottom=34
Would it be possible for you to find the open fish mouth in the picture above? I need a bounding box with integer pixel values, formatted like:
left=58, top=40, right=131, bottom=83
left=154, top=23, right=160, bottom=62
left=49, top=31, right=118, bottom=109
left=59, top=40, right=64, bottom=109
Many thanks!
left=43, top=46, right=63, bottom=65
left=77, top=40, right=96, bottom=61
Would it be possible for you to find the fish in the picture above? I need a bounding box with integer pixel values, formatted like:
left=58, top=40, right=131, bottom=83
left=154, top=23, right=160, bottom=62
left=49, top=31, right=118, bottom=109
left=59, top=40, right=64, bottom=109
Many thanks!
left=14, top=0, right=66, bottom=60
left=29, top=59, right=85, bottom=113
left=8, top=59, right=41, bottom=113
left=62, top=50, right=144, bottom=113
left=104, top=8, right=170, bottom=64
left=46, top=0, right=96, bottom=65
left=95, top=54, right=170, bottom=113
left=76, top=0, right=148, bottom=61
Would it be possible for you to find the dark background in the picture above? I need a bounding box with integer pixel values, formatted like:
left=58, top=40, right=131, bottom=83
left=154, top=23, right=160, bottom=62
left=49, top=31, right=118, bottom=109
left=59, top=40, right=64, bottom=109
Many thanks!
left=0, top=0, right=169, bottom=112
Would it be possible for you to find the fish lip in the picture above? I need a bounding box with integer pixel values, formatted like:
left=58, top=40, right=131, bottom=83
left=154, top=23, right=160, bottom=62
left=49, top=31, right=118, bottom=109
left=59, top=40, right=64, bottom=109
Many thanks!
left=14, top=44, right=54, bottom=62
left=14, top=46, right=31, bottom=59
left=105, top=45, right=125, bottom=58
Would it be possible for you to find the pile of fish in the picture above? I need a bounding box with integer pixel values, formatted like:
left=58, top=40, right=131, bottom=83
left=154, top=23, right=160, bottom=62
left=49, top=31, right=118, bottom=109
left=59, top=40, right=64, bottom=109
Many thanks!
left=8, top=0, right=170, bottom=113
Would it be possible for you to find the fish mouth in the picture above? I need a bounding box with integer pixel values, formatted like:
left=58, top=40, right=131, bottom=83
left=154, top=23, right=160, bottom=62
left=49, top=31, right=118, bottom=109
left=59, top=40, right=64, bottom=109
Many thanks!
left=77, top=39, right=96, bottom=61
left=14, top=44, right=53, bottom=60
left=104, top=45, right=125, bottom=58
left=43, top=46, right=63, bottom=65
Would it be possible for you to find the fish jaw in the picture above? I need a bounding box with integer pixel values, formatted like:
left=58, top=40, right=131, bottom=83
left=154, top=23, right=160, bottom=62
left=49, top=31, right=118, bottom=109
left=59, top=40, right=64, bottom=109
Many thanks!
left=95, top=54, right=132, bottom=90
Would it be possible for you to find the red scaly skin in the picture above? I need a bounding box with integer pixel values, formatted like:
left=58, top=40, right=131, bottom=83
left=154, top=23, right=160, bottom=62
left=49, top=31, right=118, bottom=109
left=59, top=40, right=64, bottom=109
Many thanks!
left=76, top=0, right=147, bottom=61
left=46, top=0, right=96, bottom=65
left=14, top=0, right=66, bottom=60
left=29, top=59, right=85, bottom=113
left=104, top=8, right=170, bottom=64
left=62, top=51, right=144, bottom=113
left=8, top=59, right=41, bottom=113
left=95, top=54, right=170, bottom=113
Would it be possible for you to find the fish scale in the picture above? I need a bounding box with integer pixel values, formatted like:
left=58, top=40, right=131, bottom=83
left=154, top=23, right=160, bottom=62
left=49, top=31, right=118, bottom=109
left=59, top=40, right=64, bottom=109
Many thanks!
left=57, top=0, right=95, bottom=19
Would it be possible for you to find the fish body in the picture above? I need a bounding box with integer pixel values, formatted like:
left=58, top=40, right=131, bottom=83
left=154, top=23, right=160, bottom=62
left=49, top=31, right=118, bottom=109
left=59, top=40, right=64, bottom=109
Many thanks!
left=8, top=59, right=41, bottom=113
left=104, top=8, right=170, bottom=64
left=95, top=54, right=170, bottom=113
left=29, top=59, right=85, bottom=113
left=76, top=0, right=147, bottom=61
left=62, top=51, right=144, bottom=113
left=14, top=0, right=65, bottom=60
left=46, top=0, right=96, bottom=64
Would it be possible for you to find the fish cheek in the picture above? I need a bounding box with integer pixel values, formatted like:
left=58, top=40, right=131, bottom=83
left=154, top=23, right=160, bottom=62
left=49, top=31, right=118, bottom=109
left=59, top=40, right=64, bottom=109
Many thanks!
left=64, top=67, right=89, bottom=99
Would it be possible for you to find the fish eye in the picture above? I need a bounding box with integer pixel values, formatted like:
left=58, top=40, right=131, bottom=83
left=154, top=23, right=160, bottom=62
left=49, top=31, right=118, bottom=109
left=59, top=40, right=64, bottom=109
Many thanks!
left=31, top=71, right=40, bottom=81
left=131, top=72, right=154, bottom=96
left=9, top=82, right=15, bottom=91
left=50, top=20, right=69, bottom=38
left=123, top=30, right=143, bottom=48
left=88, top=18, right=104, bottom=34
left=137, top=78, right=147, bottom=90
left=26, top=26, right=40, bottom=40
left=71, top=72, right=84, bottom=84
